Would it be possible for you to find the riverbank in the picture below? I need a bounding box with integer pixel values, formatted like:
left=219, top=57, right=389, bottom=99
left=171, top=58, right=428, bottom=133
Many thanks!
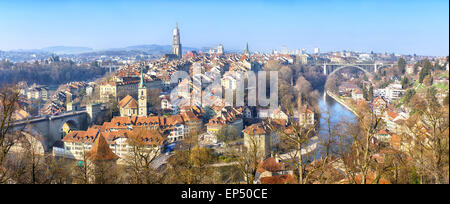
left=325, top=90, right=359, bottom=117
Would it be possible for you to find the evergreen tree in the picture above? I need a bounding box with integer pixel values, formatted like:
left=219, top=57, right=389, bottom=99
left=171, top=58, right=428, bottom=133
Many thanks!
left=398, top=58, right=406, bottom=75
left=362, top=84, right=368, bottom=101
left=368, top=85, right=374, bottom=101
left=401, top=77, right=409, bottom=89
left=413, top=63, right=420, bottom=74
left=403, top=89, right=416, bottom=105
left=419, top=60, right=432, bottom=83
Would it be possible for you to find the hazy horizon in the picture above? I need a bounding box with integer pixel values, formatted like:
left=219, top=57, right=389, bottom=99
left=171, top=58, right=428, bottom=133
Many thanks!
left=0, top=0, right=448, bottom=56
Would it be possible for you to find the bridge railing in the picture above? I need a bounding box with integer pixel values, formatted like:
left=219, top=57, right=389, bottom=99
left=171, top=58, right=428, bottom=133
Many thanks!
left=12, top=110, right=87, bottom=125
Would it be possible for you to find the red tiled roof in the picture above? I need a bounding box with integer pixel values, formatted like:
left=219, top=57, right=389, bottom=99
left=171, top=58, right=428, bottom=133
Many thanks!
left=390, top=134, right=401, bottom=150
left=343, top=172, right=391, bottom=184
left=181, top=111, right=201, bottom=122
left=135, top=116, right=161, bottom=126
left=127, top=128, right=165, bottom=146
left=257, top=157, right=283, bottom=173
left=111, top=116, right=137, bottom=126
left=377, top=129, right=392, bottom=135
left=206, top=118, right=225, bottom=127
left=164, top=115, right=184, bottom=126
left=118, top=95, right=138, bottom=109
left=86, top=133, right=119, bottom=161
left=62, top=128, right=99, bottom=143
left=386, top=111, right=399, bottom=120
left=260, top=174, right=296, bottom=184
left=243, top=123, right=268, bottom=135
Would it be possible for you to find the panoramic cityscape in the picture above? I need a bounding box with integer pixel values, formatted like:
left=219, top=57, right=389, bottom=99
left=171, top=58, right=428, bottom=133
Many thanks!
left=0, top=0, right=448, bottom=189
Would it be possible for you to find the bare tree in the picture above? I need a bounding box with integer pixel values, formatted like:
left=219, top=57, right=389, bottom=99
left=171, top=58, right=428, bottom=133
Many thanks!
left=21, top=132, right=45, bottom=184
left=231, top=134, right=264, bottom=184
left=124, top=128, right=163, bottom=184
left=44, top=156, right=73, bottom=184
left=278, top=100, right=320, bottom=184
left=163, top=131, right=219, bottom=184
left=72, top=145, right=92, bottom=184
left=0, top=85, right=20, bottom=183
left=336, top=101, right=383, bottom=184
left=403, top=88, right=449, bottom=184
left=91, top=160, right=121, bottom=184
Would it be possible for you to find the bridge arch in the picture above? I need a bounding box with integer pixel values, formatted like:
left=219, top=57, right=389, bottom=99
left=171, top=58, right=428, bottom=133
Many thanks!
left=324, top=65, right=372, bottom=93
left=328, top=65, right=370, bottom=77
left=60, top=119, right=79, bottom=139
left=11, top=112, right=90, bottom=151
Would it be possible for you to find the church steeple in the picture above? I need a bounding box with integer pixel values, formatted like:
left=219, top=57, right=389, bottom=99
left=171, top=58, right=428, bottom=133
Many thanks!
left=139, top=67, right=146, bottom=88
left=244, top=42, right=250, bottom=55
left=138, top=66, right=147, bottom=117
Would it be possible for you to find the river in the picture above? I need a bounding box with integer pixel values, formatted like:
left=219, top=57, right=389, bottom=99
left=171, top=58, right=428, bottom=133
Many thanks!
left=315, top=91, right=357, bottom=158
left=318, top=91, right=357, bottom=132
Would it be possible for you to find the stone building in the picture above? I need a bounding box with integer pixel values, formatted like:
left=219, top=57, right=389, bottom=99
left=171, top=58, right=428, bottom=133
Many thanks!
left=243, top=121, right=281, bottom=158
left=117, top=69, right=148, bottom=117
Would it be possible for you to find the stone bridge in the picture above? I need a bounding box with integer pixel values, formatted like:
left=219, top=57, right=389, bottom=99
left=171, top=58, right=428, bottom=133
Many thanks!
left=323, top=63, right=393, bottom=76
left=11, top=104, right=106, bottom=152
left=11, top=111, right=89, bottom=151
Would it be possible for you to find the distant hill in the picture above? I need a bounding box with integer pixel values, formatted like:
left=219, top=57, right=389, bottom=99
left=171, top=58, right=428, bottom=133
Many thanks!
left=7, top=44, right=200, bottom=56
left=41, top=46, right=94, bottom=55
left=110, top=44, right=198, bottom=53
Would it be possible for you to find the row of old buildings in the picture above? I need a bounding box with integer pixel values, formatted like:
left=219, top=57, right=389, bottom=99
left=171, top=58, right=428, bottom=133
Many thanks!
left=53, top=25, right=319, bottom=169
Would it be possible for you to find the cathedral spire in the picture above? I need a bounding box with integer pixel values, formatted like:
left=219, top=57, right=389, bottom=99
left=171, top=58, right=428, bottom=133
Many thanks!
left=172, top=23, right=182, bottom=58
left=244, top=42, right=250, bottom=55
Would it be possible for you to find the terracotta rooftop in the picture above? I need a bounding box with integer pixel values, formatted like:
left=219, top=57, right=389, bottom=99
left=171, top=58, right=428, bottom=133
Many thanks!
left=257, top=157, right=284, bottom=173
left=260, top=174, right=296, bottom=184
left=386, top=111, right=399, bottom=120
left=62, top=128, right=100, bottom=143
left=118, top=95, right=138, bottom=109
left=243, top=123, right=269, bottom=135
left=340, top=172, right=391, bottom=184
left=86, top=133, right=119, bottom=161
left=127, top=128, right=165, bottom=146
left=377, top=129, right=392, bottom=135
left=206, top=118, right=225, bottom=127
left=181, top=110, right=201, bottom=122
left=111, top=116, right=136, bottom=126
left=390, top=134, right=401, bottom=150
left=164, top=115, right=184, bottom=126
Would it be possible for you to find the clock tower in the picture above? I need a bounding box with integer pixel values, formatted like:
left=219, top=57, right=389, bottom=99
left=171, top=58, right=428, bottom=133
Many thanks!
left=138, top=67, right=147, bottom=117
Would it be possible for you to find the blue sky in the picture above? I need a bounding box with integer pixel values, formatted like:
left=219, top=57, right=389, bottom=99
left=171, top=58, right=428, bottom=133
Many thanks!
left=0, top=0, right=448, bottom=56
